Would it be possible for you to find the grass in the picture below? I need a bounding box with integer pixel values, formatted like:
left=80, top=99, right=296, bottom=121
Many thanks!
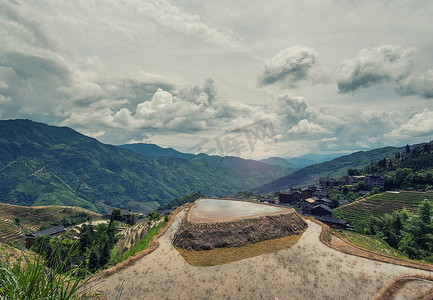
left=335, top=229, right=406, bottom=258
left=0, top=245, right=99, bottom=300
left=116, top=221, right=166, bottom=263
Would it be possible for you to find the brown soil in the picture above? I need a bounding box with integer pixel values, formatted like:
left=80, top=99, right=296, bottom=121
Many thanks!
left=176, top=233, right=302, bottom=267
left=174, top=205, right=307, bottom=250
left=84, top=210, right=431, bottom=300
left=310, top=216, right=433, bottom=272
left=375, top=275, right=433, bottom=300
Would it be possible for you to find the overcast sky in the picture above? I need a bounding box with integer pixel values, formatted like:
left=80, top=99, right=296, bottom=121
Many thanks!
left=1, top=0, right=433, bottom=159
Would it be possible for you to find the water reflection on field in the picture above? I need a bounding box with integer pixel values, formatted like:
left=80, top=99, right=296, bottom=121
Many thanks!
left=189, top=198, right=288, bottom=222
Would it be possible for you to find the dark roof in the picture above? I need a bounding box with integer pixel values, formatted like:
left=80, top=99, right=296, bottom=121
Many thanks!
left=311, top=204, right=332, bottom=212
left=106, top=209, right=132, bottom=216
left=26, top=226, right=66, bottom=238
left=315, top=216, right=348, bottom=225
left=159, top=208, right=176, bottom=216
left=337, top=200, right=350, bottom=207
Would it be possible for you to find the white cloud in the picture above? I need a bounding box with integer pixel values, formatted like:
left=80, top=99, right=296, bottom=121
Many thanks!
left=337, top=45, right=433, bottom=99
left=0, top=94, right=11, bottom=104
left=258, top=45, right=318, bottom=88
left=337, top=45, right=414, bottom=93
left=287, top=119, right=331, bottom=135
left=384, top=109, right=433, bottom=139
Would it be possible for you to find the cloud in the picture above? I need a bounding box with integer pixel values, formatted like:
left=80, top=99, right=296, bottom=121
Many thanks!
left=337, top=45, right=433, bottom=99
left=384, top=109, right=433, bottom=140
left=258, top=45, right=318, bottom=88
left=287, top=119, right=331, bottom=135
left=133, top=0, right=246, bottom=50
left=337, top=45, right=413, bottom=93
left=396, top=69, right=433, bottom=99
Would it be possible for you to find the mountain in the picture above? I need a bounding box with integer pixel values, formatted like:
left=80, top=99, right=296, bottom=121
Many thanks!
left=119, top=143, right=193, bottom=159
left=285, top=153, right=344, bottom=169
left=120, top=143, right=294, bottom=177
left=0, top=119, right=290, bottom=214
left=259, top=157, right=297, bottom=171
left=254, top=145, right=407, bottom=194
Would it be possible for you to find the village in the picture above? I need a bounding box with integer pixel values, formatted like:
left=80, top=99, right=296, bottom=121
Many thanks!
left=259, top=174, right=385, bottom=229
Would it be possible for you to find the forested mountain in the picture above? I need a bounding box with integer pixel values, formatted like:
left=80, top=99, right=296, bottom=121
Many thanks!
left=254, top=145, right=407, bottom=194
left=361, top=141, right=433, bottom=190
left=120, top=143, right=293, bottom=177
left=119, top=143, right=193, bottom=159
left=0, top=119, right=289, bottom=213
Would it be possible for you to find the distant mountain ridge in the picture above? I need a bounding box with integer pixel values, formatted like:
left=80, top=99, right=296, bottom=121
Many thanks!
left=254, top=145, right=407, bottom=194
left=258, top=157, right=297, bottom=171
left=0, top=119, right=290, bottom=213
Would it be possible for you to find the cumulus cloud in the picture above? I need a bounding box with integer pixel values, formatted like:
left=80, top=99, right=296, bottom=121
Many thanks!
left=396, top=69, right=433, bottom=99
left=384, top=109, right=433, bottom=139
left=337, top=45, right=413, bottom=93
left=337, top=45, right=433, bottom=99
left=258, top=45, right=318, bottom=88
left=287, top=119, right=331, bottom=135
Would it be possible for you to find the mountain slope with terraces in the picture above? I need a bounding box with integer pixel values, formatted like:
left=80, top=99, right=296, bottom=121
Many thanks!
left=0, top=203, right=100, bottom=247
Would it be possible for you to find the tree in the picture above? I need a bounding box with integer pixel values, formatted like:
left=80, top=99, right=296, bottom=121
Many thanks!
left=127, top=214, right=136, bottom=225
left=111, top=208, right=122, bottom=221
left=148, top=211, right=161, bottom=222
left=418, top=199, right=432, bottom=225
left=406, top=144, right=411, bottom=153
left=14, top=218, right=21, bottom=227
left=88, top=249, right=99, bottom=272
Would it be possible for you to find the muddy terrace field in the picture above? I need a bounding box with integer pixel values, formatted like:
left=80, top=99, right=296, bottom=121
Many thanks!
left=86, top=209, right=431, bottom=300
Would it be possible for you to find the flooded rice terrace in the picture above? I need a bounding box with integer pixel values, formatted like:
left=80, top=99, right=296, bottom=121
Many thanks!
left=189, top=198, right=289, bottom=223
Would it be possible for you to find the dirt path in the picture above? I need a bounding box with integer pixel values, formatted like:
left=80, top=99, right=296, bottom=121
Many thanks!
left=86, top=211, right=432, bottom=300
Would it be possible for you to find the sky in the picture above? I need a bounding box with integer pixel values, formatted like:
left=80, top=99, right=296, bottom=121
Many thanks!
left=1, top=0, right=433, bottom=159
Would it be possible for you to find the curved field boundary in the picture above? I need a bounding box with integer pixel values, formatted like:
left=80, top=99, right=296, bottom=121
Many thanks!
left=186, top=197, right=293, bottom=223
left=88, top=204, right=189, bottom=281
left=309, top=217, right=433, bottom=272
left=375, top=275, right=433, bottom=300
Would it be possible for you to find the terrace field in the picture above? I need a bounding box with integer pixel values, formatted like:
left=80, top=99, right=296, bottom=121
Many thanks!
left=86, top=209, right=433, bottom=299
left=333, top=191, right=433, bottom=231
left=0, top=203, right=100, bottom=247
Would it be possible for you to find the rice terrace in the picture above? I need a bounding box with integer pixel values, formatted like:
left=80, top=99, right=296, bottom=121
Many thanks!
left=85, top=198, right=433, bottom=299
left=334, top=191, right=433, bottom=231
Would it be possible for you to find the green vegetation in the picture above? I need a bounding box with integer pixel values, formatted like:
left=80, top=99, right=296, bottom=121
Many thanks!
left=0, top=204, right=100, bottom=247
left=336, top=230, right=404, bottom=258
left=0, top=119, right=289, bottom=213
left=115, top=221, right=166, bottom=263
left=51, top=212, right=92, bottom=227
left=365, top=200, right=433, bottom=261
left=157, top=192, right=206, bottom=211
left=32, top=220, right=118, bottom=274
left=0, top=246, right=98, bottom=299
left=333, top=191, right=433, bottom=231
left=255, top=145, right=406, bottom=193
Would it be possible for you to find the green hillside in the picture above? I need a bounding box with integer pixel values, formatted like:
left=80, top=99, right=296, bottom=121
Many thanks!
left=333, top=191, right=433, bottom=231
left=0, top=119, right=289, bottom=213
left=254, top=146, right=405, bottom=193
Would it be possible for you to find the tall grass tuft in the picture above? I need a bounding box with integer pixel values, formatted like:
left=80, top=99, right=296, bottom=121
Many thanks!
left=0, top=246, right=100, bottom=300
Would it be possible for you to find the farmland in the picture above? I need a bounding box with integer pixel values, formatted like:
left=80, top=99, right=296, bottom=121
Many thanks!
left=0, top=203, right=100, bottom=247
left=333, top=191, right=433, bottom=231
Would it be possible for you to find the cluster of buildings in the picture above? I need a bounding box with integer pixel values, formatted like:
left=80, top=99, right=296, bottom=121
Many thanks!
left=319, top=174, right=384, bottom=189
left=267, top=174, right=385, bottom=229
